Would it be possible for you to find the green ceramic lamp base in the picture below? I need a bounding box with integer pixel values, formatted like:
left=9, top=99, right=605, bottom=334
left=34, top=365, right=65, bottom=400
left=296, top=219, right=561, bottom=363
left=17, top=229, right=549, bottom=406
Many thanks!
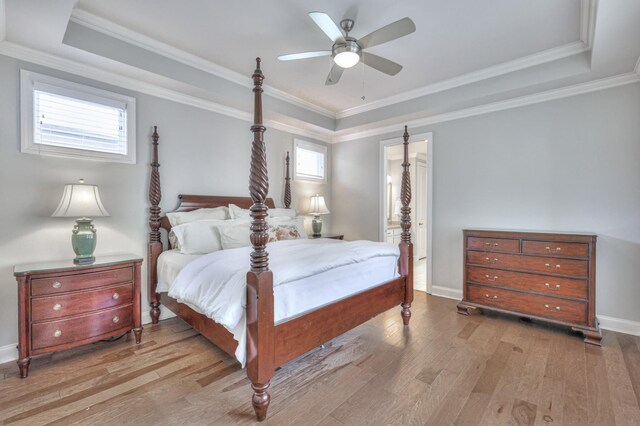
left=312, top=215, right=323, bottom=236
left=72, top=218, right=97, bottom=265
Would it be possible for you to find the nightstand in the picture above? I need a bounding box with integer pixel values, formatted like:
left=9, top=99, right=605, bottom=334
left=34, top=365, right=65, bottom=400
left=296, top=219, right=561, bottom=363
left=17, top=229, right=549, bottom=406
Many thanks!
left=308, top=234, right=344, bottom=240
left=14, top=254, right=143, bottom=378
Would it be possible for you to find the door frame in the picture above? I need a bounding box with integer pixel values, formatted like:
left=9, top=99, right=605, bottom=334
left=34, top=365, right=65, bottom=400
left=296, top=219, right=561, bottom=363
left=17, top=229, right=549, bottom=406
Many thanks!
left=379, top=132, right=433, bottom=294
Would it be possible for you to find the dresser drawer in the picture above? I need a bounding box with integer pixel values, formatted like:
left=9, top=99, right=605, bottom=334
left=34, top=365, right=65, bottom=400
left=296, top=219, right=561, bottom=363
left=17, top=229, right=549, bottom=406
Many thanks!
left=467, top=251, right=588, bottom=277
left=468, top=285, right=586, bottom=324
left=467, top=237, right=519, bottom=253
left=522, top=240, right=589, bottom=258
left=467, top=266, right=587, bottom=299
left=31, top=284, right=133, bottom=322
left=31, top=267, right=133, bottom=296
left=32, top=304, right=132, bottom=350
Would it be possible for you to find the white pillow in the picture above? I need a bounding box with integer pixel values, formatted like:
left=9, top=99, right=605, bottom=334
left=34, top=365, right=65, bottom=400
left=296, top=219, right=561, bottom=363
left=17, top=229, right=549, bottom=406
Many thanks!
left=228, top=204, right=250, bottom=219
left=228, top=203, right=297, bottom=219
left=166, top=207, right=229, bottom=227
left=171, top=219, right=226, bottom=254
left=218, top=219, right=252, bottom=249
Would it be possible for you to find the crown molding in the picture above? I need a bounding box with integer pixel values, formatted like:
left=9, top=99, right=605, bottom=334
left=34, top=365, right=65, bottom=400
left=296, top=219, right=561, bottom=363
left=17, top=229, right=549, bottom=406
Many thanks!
left=69, top=8, right=336, bottom=120
left=332, top=72, right=640, bottom=143
left=336, top=41, right=589, bottom=120
left=0, top=41, right=333, bottom=142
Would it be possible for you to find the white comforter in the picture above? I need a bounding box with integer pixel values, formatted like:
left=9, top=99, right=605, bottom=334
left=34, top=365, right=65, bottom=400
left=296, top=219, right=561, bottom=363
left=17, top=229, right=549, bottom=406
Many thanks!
left=168, top=238, right=400, bottom=366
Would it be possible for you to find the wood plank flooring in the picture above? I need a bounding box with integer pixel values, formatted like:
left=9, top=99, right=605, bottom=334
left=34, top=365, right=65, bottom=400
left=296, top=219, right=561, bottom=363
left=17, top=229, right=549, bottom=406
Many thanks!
left=1, top=292, right=640, bottom=425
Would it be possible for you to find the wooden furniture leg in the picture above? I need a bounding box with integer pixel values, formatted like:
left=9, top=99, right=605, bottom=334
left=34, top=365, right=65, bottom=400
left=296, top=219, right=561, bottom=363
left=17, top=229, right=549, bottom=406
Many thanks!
left=17, top=275, right=31, bottom=378
left=133, top=261, right=143, bottom=343
left=456, top=302, right=473, bottom=316
left=148, top=126, right=162, bottom=325
left=399, top=126, right=414, bottom=325
left=572, top=326, right=602, bottom=346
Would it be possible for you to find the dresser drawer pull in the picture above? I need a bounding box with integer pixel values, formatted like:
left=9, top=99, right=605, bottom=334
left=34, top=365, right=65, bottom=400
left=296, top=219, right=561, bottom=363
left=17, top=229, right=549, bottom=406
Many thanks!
left=485, top=275, right=498, bottom=281
left=112, top=316, right=120, bottom=324
left=545, top=283, right=561, bottom=290
left=485, top=294, right=498, bottom=299
left=484, top=242, right=499, bottom=247
left=112, top=292, right=120, bottom=300
left=52, top=303, right=62, bottom=311
left=485, top=257, right=499, bottom=264
left=545, top=246, right=562, bottom=252
left=52, top=281, right=62, bottom=289
left=53, top=330, right=62, bottom=337
left=544, top=263, right=561, bottom=269
left=544, top=304, right=561, bottom=310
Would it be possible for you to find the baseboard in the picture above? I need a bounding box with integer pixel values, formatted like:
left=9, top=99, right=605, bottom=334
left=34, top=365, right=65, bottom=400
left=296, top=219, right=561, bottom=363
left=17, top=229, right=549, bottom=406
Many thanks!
left=0, top=343, right=18, bottom=365
left=429, top=285, right=463, bottom=301
left=598, top=315, right=640, bottom=336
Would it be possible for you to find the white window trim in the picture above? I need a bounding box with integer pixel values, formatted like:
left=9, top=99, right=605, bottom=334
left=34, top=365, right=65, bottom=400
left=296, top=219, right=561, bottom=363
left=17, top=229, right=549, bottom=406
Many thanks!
left=20, top=70, right=137, bottom=164
left=293, top=138, right=327, bottom=183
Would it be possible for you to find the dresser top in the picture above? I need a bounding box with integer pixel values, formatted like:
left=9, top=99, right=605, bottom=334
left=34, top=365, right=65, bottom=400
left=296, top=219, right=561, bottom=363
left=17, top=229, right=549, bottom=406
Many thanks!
left=14, top=254, right=143, bottom=275
left=464, top=228, right=597, bottom=237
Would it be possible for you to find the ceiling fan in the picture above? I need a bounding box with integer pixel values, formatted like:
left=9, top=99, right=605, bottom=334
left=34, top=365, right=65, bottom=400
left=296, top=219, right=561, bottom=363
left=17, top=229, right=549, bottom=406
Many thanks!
left=278, top=12, right=416, bottom=85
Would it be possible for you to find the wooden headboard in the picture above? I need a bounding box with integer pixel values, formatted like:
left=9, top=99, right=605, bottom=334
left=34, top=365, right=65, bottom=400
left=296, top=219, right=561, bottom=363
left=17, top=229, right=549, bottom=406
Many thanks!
left=159, top=195, right=276, bottom=233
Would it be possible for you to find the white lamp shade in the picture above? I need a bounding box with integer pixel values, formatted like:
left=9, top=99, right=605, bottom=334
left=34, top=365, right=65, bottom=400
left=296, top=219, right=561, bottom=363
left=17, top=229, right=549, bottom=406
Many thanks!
left=52, top=184, right=110, bottom=218
left=308, top=194, right=330, bottom=215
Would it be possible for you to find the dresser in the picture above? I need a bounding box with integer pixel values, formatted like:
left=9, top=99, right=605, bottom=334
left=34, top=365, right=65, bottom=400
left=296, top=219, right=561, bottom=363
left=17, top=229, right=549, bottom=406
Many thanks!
left=14, top=254, right=143, bottom=378
left=457, top=230, right=600, bottom=345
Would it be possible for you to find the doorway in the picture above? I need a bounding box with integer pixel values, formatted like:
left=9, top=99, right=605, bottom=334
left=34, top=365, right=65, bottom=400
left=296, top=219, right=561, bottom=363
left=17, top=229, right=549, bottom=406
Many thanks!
left=380, top=133, right=433, bottom=293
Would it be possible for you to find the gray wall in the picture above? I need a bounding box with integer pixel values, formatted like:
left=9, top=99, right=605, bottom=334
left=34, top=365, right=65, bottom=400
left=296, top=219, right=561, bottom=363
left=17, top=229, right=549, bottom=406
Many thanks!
left=0, top=54, right=331, bottom=349
left=332, top=83, right=640, bottom=323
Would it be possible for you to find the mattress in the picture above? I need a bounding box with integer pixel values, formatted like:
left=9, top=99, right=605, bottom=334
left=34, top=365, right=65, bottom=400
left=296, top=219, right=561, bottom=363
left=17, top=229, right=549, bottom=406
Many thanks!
left=155, top=248, right=399, bottom=324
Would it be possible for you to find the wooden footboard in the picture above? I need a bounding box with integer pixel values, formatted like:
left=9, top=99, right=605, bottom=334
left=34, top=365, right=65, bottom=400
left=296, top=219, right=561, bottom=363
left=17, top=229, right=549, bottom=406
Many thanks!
left=147, top=58, right=413, bottom=422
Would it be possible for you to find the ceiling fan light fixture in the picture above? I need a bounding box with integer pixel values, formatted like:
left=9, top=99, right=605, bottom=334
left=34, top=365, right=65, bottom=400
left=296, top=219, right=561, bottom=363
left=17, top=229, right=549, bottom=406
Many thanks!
left=334, top=51, right=360, bottom=68
left=332, top=40, right=361, bottom=68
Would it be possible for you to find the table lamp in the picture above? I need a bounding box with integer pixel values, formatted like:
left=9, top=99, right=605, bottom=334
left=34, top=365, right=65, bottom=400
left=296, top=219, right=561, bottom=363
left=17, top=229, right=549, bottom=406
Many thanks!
left=308, top=194, right=330, bottom=236
left=52, top=179, right=110, bottom=264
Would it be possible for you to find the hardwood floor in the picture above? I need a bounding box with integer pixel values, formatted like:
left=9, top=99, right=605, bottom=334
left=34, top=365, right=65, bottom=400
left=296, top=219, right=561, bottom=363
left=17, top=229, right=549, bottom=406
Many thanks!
left=1, top=293, right=639, bottom=425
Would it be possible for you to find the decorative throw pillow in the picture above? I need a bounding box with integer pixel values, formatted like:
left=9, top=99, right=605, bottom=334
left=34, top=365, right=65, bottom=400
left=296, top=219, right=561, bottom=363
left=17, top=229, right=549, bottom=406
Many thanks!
left=170, top=219, right=226, bottom=254
left=268, top=224, right=301, bottom=242
left=269, top=216, right=308, bottom=239
left=166, top=206, right=229, bottom=227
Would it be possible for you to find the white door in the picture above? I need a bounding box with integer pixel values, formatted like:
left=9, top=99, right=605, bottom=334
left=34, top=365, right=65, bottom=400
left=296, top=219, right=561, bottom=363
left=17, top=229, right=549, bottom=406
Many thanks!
left=416, top=162, right=427, bottom=260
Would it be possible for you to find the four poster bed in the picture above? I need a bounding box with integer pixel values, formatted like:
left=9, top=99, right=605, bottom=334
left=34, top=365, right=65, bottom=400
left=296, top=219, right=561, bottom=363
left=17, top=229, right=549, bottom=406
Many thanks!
left=147, top=58, right=414, bottom=421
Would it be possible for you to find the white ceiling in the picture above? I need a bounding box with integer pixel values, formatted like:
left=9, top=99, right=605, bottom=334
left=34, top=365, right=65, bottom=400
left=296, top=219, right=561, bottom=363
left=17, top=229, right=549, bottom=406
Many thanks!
left=70, top=0, right=581, bottom=112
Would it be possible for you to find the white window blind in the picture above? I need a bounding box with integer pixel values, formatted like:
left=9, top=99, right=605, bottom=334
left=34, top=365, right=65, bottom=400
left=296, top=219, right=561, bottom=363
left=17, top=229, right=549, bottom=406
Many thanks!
left=34, top=89, right=128, bottom=155
left=20, top=70, right=137, bottom=164
left=294, top=139, right=327, bottom=181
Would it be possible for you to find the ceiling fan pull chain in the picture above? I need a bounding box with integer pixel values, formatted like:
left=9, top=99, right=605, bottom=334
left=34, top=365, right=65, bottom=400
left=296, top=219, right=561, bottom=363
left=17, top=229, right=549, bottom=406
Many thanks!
left=360, top=59, right=365, bottom=100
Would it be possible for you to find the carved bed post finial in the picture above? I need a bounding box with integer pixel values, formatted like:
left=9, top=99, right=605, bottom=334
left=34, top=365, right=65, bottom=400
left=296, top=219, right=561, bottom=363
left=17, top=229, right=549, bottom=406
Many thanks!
left=149, top=126, right=162, bottom=324
left=400, top=125, right=413, bottom=325
left=246, top=57, right=275, bottom=422
left=284, top=151, right=291, bottom=209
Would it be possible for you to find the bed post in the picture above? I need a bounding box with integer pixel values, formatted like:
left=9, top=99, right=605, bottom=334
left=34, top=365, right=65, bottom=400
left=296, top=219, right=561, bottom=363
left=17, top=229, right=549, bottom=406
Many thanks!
left=399, top=125, right=414, bottom=325
left=284, top=151, right=291, bottom=209
left=246, top=58, right=275, bottom=422
left=149, top=126, right=162, bottom=324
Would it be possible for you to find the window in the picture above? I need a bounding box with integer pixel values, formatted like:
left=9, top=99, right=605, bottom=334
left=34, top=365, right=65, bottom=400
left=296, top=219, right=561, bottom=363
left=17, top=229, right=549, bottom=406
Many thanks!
left=20, top=70, right=136, bottom=163
left=294, top=139, right=327, bottom=182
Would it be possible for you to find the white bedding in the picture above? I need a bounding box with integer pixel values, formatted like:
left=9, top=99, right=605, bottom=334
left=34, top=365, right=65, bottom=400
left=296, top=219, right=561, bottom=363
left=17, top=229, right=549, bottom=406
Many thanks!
left=158, top=239, right=400, bottom=366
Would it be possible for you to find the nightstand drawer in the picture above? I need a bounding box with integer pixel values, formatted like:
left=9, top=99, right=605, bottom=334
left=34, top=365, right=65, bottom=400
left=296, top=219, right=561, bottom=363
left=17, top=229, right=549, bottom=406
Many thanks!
left=32, top=304, right=133, bottom=350
left=31, top=284, right=133, bottom=322
left=31, top=267, right=133, bottom=296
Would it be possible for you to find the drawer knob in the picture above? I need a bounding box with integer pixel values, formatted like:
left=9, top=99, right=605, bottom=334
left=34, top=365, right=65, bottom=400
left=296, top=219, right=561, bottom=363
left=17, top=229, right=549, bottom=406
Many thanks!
left=112, top=293, right=120, bottom=300
left=485, top=242, right=499, bottom=247
left=544, top=263, right=561, bottom=269
left=112, top=316, right=120, bottom=324
left=53, top=330, right=62, bottom=337
left=546, top=246, right=562, bottom=252
left=485, top=257, right=498, bottom=264
left=545, top=283, right=561, bottom=290
left=52, top=303, right=62, bottom=311
left=544, top=304, right=561, bottom=310
left=52, top=281, right=62, bottom=289
left=485, top=294, right=498, bottom=299
left=485, top=275, right=498, bottom=281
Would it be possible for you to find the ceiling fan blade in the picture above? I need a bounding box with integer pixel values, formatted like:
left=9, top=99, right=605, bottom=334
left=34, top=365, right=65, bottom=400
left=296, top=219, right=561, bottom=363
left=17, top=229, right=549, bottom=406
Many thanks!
left=362, top=52, right=403, bottom=76
left=358, top=17, right=416, bottom=49
left=309, top=12, right=345, bottom=43
left=325, top=64, right=344, bottom=85
left=278, top=51, right=332, bottom=61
